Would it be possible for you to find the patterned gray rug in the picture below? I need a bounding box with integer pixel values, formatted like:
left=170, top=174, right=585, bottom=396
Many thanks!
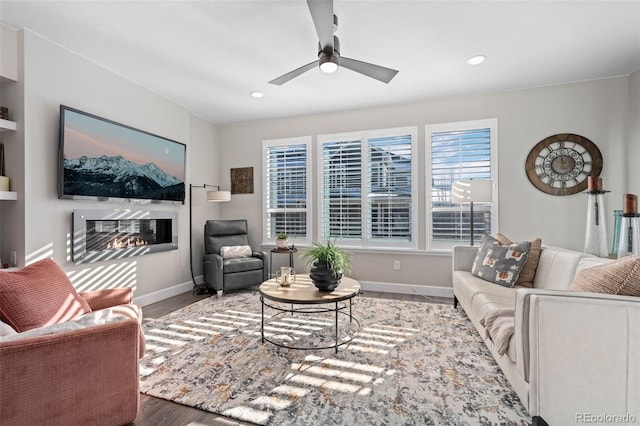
left=139, top=289, right=530, bottom=425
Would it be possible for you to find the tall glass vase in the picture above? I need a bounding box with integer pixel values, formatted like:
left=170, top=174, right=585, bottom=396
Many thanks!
left=617, top=214, right=640, bottom=258
left=611, top=210, right=623, bottom=257
left=584, top=191, right=608, bottom=257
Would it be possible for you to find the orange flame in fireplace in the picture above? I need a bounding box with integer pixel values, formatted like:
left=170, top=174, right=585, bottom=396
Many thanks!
left=107, top=237, right=148, bottom=250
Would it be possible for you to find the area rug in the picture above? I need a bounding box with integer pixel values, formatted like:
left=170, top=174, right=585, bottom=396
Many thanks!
left=139, top=289, right=530, bottom=425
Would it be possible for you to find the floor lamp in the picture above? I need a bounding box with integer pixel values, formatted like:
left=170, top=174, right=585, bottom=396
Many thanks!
left=189, top=184, right=231, bottom=294
left=451, top=180, right=493, bottom=246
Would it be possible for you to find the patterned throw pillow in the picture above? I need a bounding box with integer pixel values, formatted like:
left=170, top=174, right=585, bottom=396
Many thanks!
left=569, top=255, right=640, bottom=296
left=495, top=233, right=542, bottom=288
left=0, top=258, right=92, bottom=332
left=472, top=234, right=532, bottom=287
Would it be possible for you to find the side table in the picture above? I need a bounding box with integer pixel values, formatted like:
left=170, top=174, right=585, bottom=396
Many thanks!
left=269, top=247, right=297, bottom=277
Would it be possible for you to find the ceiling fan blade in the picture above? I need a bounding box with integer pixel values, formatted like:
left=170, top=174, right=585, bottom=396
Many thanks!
left=339, top=56, right=399, bottom=84
left=307, top=0, right=334, bottom=52
left=269, top=60, right=319, bottom=85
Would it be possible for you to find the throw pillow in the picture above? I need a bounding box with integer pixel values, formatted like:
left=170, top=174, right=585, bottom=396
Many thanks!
left=472, top=234, right=531, bottom=287
left=0, top=258, right=92, bottom=332
left=495, top=233, right=542, bottom=288
left=569, top=255, right=640, bottom=297
left=220, top=245, right=252, bottom=259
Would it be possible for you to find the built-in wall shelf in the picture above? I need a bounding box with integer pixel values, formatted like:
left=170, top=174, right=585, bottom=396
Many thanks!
left=0, top=191, right=17, bottom=201
left=0, top=118, right=16, bottom=132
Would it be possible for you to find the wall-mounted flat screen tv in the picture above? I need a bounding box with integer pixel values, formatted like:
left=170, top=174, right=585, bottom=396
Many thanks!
left=59, top=105, right=186, bottom=204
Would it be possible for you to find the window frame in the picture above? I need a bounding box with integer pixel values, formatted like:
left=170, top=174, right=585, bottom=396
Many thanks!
left=262, top=136, right=313, bottom=247
left=317, top=126, right=418, bottom=250
left=425, top=119, right=499, bottom=251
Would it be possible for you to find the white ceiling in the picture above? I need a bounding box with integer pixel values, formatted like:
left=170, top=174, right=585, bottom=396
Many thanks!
left=1, top=1, right=639, bottom=125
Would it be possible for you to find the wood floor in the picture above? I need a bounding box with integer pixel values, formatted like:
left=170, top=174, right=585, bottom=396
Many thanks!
left=132, top=288, right=453, bottom=426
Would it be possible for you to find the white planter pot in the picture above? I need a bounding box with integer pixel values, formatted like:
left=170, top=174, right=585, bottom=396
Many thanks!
left=0, top=176, right=10, bottom=191
left=276, top=239, right=289, bottom=249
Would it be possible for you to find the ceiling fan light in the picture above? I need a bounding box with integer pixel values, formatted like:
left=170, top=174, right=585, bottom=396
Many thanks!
left=319, top=55, right=339, bottom=73
left=320, top=61, right=338, bottom=73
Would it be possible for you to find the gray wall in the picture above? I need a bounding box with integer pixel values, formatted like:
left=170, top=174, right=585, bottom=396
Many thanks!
left=218, top=77, right=630, bottom=291
left=4, top=29, right=222, bottom=304
left=2, top=24, right=638, bottom=300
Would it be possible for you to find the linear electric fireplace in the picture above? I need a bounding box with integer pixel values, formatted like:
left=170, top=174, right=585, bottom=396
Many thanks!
left=72, top=209, right=178, bottom=264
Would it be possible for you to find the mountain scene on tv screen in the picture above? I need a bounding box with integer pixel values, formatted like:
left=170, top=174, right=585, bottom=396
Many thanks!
left=64, top=155, right=185, bottom=201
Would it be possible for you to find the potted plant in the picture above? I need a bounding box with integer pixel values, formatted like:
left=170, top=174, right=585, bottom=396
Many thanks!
left=300, top=241, right=352, bottom=291
left=276, top=232, right=289, bottom=249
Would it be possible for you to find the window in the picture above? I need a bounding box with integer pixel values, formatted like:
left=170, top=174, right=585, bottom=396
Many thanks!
left=318, top=127, right=417, bottom=249
left=426, top=119, right=498, bottom=250
left=263, top=137, right=312, bottom=246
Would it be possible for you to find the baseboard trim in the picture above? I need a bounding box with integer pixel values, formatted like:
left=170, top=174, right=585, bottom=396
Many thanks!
left=134, top=277, right=199, bottom=307
left=359, top=281, right=454, bottom=299
left=134, top=278, right=452, bottom=307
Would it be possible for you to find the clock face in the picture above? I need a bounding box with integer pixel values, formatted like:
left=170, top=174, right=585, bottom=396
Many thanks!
left=525, top=133, right=603, bottom=196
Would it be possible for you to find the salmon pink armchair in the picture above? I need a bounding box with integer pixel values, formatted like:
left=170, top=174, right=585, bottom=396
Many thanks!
left=0, top=258, right=144, bottom=425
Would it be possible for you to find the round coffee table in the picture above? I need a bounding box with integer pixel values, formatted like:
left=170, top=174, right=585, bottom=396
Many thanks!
left=259, top=274, right=361, bottom=353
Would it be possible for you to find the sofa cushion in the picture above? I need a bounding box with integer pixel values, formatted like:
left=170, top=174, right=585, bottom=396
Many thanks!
left=220, top=245, right=252, bottom=259
left=471, top=234, right=531, bottom=287
left=532, top=246, right=589, bottom=290
left=223, top=257, right=263, bottom=274
left=0, top=258, right=92, bottom=332
left=496, top=233, right=542, bottom=288
left=569, top=255, right=640, bottom=296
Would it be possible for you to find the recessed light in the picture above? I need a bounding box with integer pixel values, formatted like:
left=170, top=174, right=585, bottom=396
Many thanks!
left=467, top=55, right=486, bottom=65
left=250, top=91, right=264, bottom=98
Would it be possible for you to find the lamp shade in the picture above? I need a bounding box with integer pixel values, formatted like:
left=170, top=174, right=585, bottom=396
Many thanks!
left=451, top=180, right=493, bottom=203
left=207, top=190, right=231, bottom=202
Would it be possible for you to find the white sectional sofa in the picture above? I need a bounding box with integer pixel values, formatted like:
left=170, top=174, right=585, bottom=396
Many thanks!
left=452, top=245, right=640, bottom=426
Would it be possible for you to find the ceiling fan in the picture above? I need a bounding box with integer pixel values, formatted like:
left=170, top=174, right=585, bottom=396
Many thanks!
left=269, top=0, right=399, bottom=85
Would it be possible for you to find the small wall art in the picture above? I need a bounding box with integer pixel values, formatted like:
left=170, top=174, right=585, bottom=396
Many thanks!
left=231, top=166, right=254, bottom=194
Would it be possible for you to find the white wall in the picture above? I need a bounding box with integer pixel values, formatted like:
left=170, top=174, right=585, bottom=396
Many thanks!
left=4, top=24, right=636, bottom=298
left=627, top=69, right=640, bottom=194
left=189, top=114, right=222, bottom=286
left=8, top=29, right=221, bottom=302
left=0, top=24, right=18, bottom=81
left=218, top=77, right=629, bottom=289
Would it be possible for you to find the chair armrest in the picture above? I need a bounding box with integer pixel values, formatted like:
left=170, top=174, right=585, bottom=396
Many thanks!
left=252, top=250, right=269, bottom=280
left=203, top=252, right=223, bottom=263
left=252, top=250, right=266, bottom=260
left=203, top=253, right=224, bottom=291
left=514, top=288, right=640, bottom=422
left=0, top=319, right=140, bottom=425
left=452, top=245, right=478, bottom=272
left=80, top=287, right=133, bottom=310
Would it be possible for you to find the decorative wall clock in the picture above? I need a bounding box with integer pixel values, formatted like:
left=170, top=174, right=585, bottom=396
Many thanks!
left=525, top=133, right=603, bottom=196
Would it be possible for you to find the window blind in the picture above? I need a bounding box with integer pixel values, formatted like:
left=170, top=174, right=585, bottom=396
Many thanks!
left=320, top=140, right=363, bottom=240
left=367, top=135, right=412, bottom=241
left=264, top=142, right=308, bottom=240
left=430, top=127, right=492, bottom=242
left=319, top=128, right=416, bottom=248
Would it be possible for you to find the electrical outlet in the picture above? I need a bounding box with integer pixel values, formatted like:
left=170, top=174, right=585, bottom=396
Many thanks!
left=393, top=260, right=400, bottom=270
left=10, top=251, right=17, bottom=267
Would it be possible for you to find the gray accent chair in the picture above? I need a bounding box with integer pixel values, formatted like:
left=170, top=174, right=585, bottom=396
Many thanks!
left=203, top=219, right=268, bottom=296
